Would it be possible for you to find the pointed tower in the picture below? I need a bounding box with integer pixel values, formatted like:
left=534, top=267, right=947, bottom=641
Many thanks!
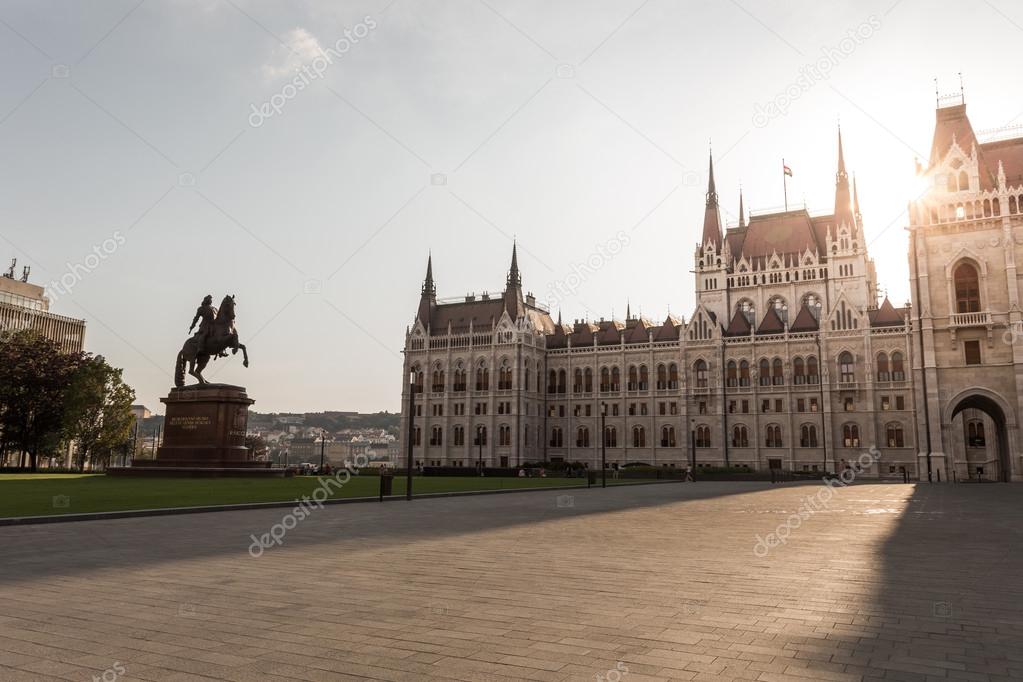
left=417, top=253, right=436, bottom=327
left=834, top=127, right=855, bottom=232
left=852, top=173, right=862, bottom=228
left=701, top=151, right=722, bottom=250
left=503, top=241, right=525, bottom=320
left=738, top=187, right=746, bottom=228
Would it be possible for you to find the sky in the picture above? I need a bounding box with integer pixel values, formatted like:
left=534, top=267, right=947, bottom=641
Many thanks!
left=1, top=0, right=1022, bottom=415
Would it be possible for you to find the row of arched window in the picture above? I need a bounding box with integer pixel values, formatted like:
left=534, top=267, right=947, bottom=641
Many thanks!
left=548, top=364, right=681, bottom=394
left=415, top=424, right=517, bottom=447
left=699, top=422, right=906, bottom=448
left=415, top=349, right=905, bottom=395
left=549, top=426, right=680, bottom=448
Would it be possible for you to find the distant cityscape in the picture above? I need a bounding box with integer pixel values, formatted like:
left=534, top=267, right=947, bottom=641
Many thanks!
left=130, top=407, right=400, bottom=468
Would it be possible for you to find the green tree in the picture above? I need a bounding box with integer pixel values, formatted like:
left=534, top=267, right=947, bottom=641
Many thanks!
left=63, top=356, right=136, bottom=470
left=0, top=330, right=82, bottom=471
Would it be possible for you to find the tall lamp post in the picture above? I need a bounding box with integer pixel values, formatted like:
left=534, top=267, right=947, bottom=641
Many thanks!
left=406, top=370, right=416, bottom=500
left=601, top=402, right=607, bottom=488
left=477, top=425, right=484, bottom=476
left=690, top=418, right=697, bottom=479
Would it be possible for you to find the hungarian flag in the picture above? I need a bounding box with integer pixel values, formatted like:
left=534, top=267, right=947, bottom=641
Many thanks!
left=783, top=164, right=793, bottom=177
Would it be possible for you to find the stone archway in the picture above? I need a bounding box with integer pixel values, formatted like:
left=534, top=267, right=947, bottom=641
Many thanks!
left=948, top=392, right=1012, bottom=482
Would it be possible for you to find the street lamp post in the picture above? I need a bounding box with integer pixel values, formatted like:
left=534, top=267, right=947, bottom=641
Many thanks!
left=477, top=425, right=484, bottom=475
left=601, top=402, right=607, bottom=488
left=319, top=429, right=326, bottom=472
left=690, top=418, right=697, bottom=480
left=406, top=371, right=416, bottom=501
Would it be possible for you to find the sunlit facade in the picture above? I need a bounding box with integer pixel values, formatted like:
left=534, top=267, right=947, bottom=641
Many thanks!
left=0, top=270, right=85, bottom=354
left=909, top=94, right=1023, bottom=481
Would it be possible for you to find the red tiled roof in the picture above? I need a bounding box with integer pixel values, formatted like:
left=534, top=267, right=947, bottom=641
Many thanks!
left=757, top=306, right=785, bottom=335
left=981, top=137, right=1023, bottom=189
left=788, top=304, right=820, bottom=332
left=868, top=297, right=905, bottom=327
left=724, top=310, right=752, bottom=336
left=736, top=209, right=822, bottom=260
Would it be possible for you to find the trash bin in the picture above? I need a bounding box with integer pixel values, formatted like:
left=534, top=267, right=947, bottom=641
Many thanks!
left=379, top=470, right=394, bottom=499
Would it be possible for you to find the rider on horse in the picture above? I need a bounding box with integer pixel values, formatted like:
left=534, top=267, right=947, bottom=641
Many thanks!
left=189, top=295, right=225, bottom=358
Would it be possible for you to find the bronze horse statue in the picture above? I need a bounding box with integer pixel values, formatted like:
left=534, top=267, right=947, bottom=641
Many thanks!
left=174, top=294, right=249, bottom=387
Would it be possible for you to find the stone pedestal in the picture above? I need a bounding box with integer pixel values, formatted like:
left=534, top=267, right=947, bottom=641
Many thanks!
left=109, top=384, right=284, bottom=477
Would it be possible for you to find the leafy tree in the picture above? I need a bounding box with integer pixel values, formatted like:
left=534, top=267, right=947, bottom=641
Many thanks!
left=0, top=330, right=83, bottom=471
left=63, top=355, right=136, bottom=469
left=244, top=433, right=269, bottom=460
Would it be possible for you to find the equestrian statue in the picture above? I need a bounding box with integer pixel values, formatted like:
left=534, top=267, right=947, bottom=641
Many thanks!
left=175, top=294, right=249, bottom=387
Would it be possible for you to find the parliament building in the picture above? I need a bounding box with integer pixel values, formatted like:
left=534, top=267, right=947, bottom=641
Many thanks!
left=401, top=93, right=1023, bottom=481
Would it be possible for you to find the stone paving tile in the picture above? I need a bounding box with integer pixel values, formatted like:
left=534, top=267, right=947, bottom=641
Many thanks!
left=2, top=482, right=1023, bottom=681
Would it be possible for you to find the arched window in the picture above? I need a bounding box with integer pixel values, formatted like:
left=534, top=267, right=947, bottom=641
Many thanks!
left=954, top=262, right=981, bottom=313
left=632, top=426, right=646, bottom=448
left=656, top=363, right=667, bottom=389
left=793, top=357, right=805, bottom=384
left=453, top=367, right=466, bottom=392
left=584, top=367, right=593, bottom=392
left=661, top=426, right=676, bottom=447
left=843, top=423, right=860, bottom=447
left=499, top=425, right=511, bottom=446
left=413, top=426, right=421, bottom=446
left=732, top=425, right=749, bottom=447
left=453, top=425, right=465, bottom=446
left=430, top=426, right=443, bottom=446
left=838, top=352, right=855, bottom=383
left=668, top=363, right=679, bottom=389
left=600, top=367, right=610, bottom=392
left=739, top=360, right=751, bottom=386
left=876, top=352, right=890, bottom=382
left=628, top=365, right=638, bottom=391
left=576, top=426, right=590, bottom=448
left=800, top=424, right=818, bottom=447
left=694, top=360, right=708, bottom=388
left=726, top=360, right=738, bottom=387
left=573, top=368, right=583, bottom=394
left=802, top=293, right=822, bottom=321
left=695, top=425, right=711, bottom=448
left=769, top=296, right=788, bottom=324
left=475, top=426, right=487, bottom=446
left=549, top=426, right=563, bottom=448
left=547, top=369, right=557, bottom=394
left=432, top=366, right=445, bottom=392
left=498, top=365, right=513, bottom=390
left=412, top=367, right=425, bottom=393
left=958, top=170, right=969, bottom=192
left=886, top=423, right=905, bottom=447
left=476, top=364, right=489, bottom=391
left=807, top=355, right=819, bottom=384
left=639, top=365, right=649, bottom=390
left=611, top=367, right=621, bottom=392
left=765, top=424, right=782, bottom=448
left=737, top=299, right=755, bottom=325
left=772, top=358, right=784, bottom=385
left=604, top=426, right=618, bottom=448
left=759, top=358, right=771, bottom=386
left=891, top=351, right=905, bottom=381
left=966, top=419, right=986, bottom=447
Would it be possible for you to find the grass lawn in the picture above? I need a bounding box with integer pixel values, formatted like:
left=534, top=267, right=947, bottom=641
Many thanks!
left=0, top=473, right=614, bottom=518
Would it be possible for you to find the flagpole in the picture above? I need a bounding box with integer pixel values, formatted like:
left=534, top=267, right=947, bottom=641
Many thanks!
left=782, top=158, right=788, bottom=212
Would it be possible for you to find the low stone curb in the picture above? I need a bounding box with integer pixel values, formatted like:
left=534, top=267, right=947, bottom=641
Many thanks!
left=0, top=478, right=684, bottom=527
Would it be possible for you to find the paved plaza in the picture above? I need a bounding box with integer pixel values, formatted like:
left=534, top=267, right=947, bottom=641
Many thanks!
left=2, top=481, right=1023, bottom=681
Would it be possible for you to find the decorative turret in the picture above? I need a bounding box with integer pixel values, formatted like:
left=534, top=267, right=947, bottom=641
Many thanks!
left=417, top=253, right=436, bottom=326
left=834, top=127, right=856, bottom=233
left=701, top=151, right=722, bottom=251
left=503, top=241, right=525, bottom=320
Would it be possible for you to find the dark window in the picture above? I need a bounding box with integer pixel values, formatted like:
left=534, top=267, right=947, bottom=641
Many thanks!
left=954, top=263, right=981, bottom=313
left=964, top=340, right=982, bottom=366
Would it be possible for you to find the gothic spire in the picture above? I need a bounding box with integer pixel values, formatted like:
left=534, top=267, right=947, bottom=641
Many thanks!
left=421, top=252, right=435, bottom=297
left=738, top=187, right=746, bottom=228
left=853, top=173, right=862, bottom=223
left=507, top=240, right=521, bottom=289
left=701, top=149, right=722, bottom=249
left=834, top=126, right=855, bottom=230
